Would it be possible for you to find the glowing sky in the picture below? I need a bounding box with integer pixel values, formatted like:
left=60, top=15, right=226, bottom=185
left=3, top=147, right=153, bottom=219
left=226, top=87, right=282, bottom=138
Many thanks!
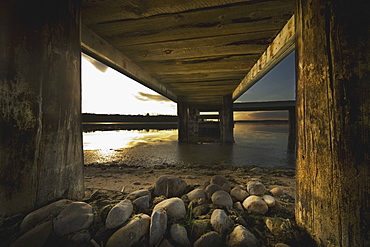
left=81, top=52, right=295, bottom=120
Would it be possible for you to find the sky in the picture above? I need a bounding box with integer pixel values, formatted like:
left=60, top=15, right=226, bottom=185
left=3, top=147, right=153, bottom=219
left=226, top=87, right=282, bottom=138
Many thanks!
left=81, top=51, right=295, bottom=120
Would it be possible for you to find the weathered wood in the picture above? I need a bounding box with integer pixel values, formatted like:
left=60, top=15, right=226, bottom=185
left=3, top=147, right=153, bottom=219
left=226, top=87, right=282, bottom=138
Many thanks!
left=220, top=94, right=234, bottom=144
left=177, top=99, right=199, bottom=143
left=295, top=1, right=370, bottom=246
left=233, top=100, right=296, bottom=111
left=81, top=24, right=177, bottom=102
left=188, top=108, right=200, bottom=143
left=0, top=0, right=83, bottom=215
left=287, top=107, right=296, bottom=151
left=232, top=15, right=295, bottom=100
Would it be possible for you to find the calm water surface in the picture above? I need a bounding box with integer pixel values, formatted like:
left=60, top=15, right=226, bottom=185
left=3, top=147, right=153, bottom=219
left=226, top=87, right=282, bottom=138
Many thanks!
left=83, top=122, right=295, bottom=168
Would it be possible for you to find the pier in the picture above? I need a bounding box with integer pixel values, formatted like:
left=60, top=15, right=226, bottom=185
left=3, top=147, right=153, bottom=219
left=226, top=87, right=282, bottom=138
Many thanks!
left=1, top=1, right=369, bottom=245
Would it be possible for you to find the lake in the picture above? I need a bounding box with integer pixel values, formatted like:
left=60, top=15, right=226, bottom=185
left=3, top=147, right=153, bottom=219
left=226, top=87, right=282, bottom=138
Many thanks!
left=83, top=122, right=295, bottom=168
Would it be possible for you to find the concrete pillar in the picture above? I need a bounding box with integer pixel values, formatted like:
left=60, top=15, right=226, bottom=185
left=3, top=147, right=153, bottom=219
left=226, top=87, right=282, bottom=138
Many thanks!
left=0, top=1, right=83, bottom=215
left=177, top=99, right=199, bottom=143
left=296, top=1, right=370, bottom=246
left=219, top=94, right=234, bottom=144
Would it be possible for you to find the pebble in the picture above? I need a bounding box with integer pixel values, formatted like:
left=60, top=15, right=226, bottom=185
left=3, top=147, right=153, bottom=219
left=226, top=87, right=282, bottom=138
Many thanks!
left=187, top=188, right=207, bottom=201
left=211, top=190, right=233, bottom=208
left=10, top=221, right=52, bottom=247
left=20, top=199, right=72, bottom=232
left=275, top=243, right=291, bottom=247
left=170, top=224, right=191, bottom=247
left=53, top=202, right=94, bottom=236
left=243, top=195, right=269, bottom=214
left=262, top=195, right=276, bottom=207
left=210, top=175, right=232, bottom=193
left=126, top=189, right=151, bottom=201
left=227, top=225, right=258, bottom=247
left=210, top=209, right=234, bottom=236
left=246, top=180, right=266, bottom=196
left=205, top=184, right=223, bottom=198
left=133, top=195, right=150, bottom=211
left=193, top=231, right=222, bottom=247
left=106, top=214, right=151, bottom=247
left=189, top=219, right=212, bottom=242
left=150, top=209, right=168, bottom=246
left=105, top=199, right=133, bottom=229
left=230, top=185, right=249, bottom=202
left=233, top=202, right=244, bottom=211
left=154, top=175, right=187, bottom=197
left=270, top=200, right=283, bottom=212
left=153, top=197, right=186, bottom=220
left=270, top=187, right=285, bottom=197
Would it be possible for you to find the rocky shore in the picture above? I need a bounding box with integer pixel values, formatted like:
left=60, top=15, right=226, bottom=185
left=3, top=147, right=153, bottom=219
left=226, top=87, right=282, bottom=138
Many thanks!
left=0, top=165, right=315, bottom=247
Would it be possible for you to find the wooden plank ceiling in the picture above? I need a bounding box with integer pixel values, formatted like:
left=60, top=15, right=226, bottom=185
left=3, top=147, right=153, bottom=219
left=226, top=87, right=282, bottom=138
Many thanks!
left=81, top=0, right=294, bottom=111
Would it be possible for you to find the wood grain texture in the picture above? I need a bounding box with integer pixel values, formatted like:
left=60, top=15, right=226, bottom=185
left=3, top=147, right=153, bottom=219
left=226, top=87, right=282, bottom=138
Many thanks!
left=295, top=1, right=370, bottom=246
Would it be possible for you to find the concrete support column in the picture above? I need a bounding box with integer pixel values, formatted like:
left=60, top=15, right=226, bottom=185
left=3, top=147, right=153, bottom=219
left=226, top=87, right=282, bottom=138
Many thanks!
left=219, top=94, right=234, bottom=144
left=0, top=1, right=83, bottom=215
left=287, top=107, right=296, bottom=151
left=296, top=1, right=370, bottom=246
left=177, top=99, right=199, bottom=143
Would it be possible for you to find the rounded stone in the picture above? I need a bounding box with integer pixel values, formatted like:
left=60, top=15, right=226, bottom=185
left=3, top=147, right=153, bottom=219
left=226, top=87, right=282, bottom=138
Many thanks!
left=230, top=185, right=249, bottom=202
left=154, top=175, right=187, bottom=197
left=106, top=214, right=151, bottom=247
left=11, top=221, right=52, bottom=247
left=211, top=190, right=233, bottom=208
left=210, top=175, right=232, bottom=193
left=126, top=189, right=151, bottom=201
left=193, top=231, right=222, bottom=247
left=170, top=224, right=191, bottom=247
left=270, top=200, right=283, bottom=212
left=150, top=209, right=168, bottom=246
left=133, top=195, right=150, bottom=211
left=105, top=199, right=133, bottom=229
left=270, top=187, right=285, bottom=197
left=53, top=202, right=94, bottom=236
left=262, top=195, right=276, bottom=207
left=187, top=189, right=207, bottom=201
left=210, top=209, right=234, bottom=236
left=246, top=180, right=266, bottom=196
left=275, top=243, right=291, bottom=247
left=243, top=195, right=269, bottom=214
left=205, top=184, right=223, bottom=198
left=227, top=225, right=258, bottom=247
left=153, top=197, right=186, bottom=220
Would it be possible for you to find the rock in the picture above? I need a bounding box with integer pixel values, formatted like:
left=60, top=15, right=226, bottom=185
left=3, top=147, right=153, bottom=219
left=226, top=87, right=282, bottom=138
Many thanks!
left=193, top=231, right=222, bottom=247
left=10, top=221, right=52, bottom=247
left=189, top=219, right=212, bottom=242
left=20, top=199, right=72, bottom=232
left=233, top=202, right=244, bottom=211
left=230, top=186, right=249, bottom=202
left=210, top=209, right=234, bottom=236
left=192, top=204, right=210, bottom=217
left=68, top=229, right=91, bottom=244
left=227, top=225, right=258, bottom=247
left=170, top=224, right=191, bottom=247
left=53, top=202, right=94, bottom=236
left=275, top=243, right=291, bottom=247
left=126, top=189, right=151, bottom=201
left=105, top=199, right=133, bottom=229
left=187, top=189, right=207, bottom=201
left=270, top=200, right=283, bottom=212
left=205, top=184, right=223, bottom=198
left=154, top=175, right=187, bottom=197
left=250, top=167, right=263, bottom=173
left=153, top=197, right=186, bottom=220
left=133, top=195, right=150, bottom=211
left=210, top=175, right=231, bottom=192
left=246, top=181, right=266, bottom=196
left=150, top=209, right=168, bottom=246
left=159, top=238, right=175, bottom=247
left=243, top=196, right=268, bottom=214
left=265, top=217, right=292, bottom=236
left=262, top=195, right=276, bottom=207
left=270, top=188, right=285, bottom=197
left=106, top=214, right=151, bottom=247
left=211, top=190, right=233, bottom=208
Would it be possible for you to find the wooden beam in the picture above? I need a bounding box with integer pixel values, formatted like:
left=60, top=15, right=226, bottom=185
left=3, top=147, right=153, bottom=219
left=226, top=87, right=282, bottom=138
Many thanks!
left=81, top=24, right=178, bottom=102
left=232, top=15, right=295, bottom=100
left=233, top=100, right=295, bottom=111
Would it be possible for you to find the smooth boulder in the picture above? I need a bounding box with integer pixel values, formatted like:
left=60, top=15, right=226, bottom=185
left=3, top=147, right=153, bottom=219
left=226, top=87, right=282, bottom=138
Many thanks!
left=246, top=181, right=266, bottom=196
left=227, top=225, right=258, bottom=247
left=193, top=231, right=222, bottom=247
left=105, top=199, right=133, bottom=229
left=150, top=209, right=168, bottom=246
left=211, top=190, right=233, bottom=208
left=210, top=209, right=234, bottom=236
left=230, top=186, right=249, bottom=202
left=153, top=197, right=186, bottom=220
left=243, top=196, right=268, bottom=214
left=210, top=175, right=231, bottom=193
left=170, top=224, right=191, bottom=247
left=187, top=189, right=207, bottom=201
left=154, top=175, right=187, bottom=197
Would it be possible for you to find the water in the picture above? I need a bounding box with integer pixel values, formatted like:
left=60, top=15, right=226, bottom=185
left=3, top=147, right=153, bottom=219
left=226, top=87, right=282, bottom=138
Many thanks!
left=83, top=122, right=295, bottom=168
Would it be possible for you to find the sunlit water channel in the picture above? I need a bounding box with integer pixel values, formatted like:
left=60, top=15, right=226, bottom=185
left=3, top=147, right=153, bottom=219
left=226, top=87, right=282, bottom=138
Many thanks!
left=83, top=122, right=295, bottom=168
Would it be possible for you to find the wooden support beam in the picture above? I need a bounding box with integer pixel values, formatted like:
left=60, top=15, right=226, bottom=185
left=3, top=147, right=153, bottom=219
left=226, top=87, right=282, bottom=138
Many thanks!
left=177, top=99, right=199, bottom=143
left=295, top=1, right=370, bottom=246
left=220, top=94, right=234, bottom=144
left=81, top=24, right=178, bottom=102
left=232, top=15, right=295, bottom=100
